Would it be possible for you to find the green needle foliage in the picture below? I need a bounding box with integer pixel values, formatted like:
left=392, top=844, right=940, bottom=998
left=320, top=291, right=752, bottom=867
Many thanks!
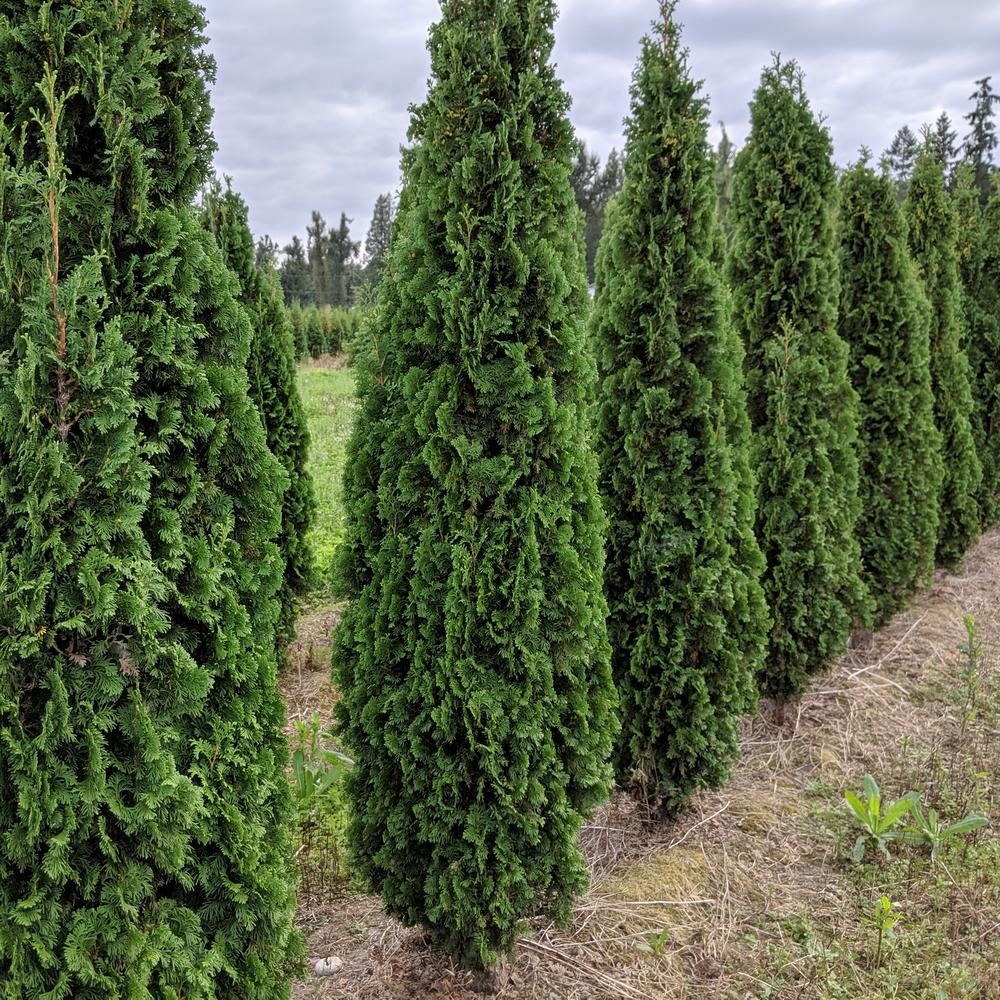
left=0, top=4, right=300, bottom=997
left=333, top=0, right=617, bottom=970
left=954, top=168, right=1000, bottom=526
left=729, top=57, right=870, bottom=703
left=904, top=152, right=982, bottom=565
left=201, top=178, right=316, bottom=644
left=837, top=160, right=943, bottom=624
left=591, top=5, right=766, bottom=813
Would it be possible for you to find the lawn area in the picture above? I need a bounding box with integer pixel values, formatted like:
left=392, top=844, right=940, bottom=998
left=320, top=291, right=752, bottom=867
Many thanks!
left=297, top=361, right=357, bottom=587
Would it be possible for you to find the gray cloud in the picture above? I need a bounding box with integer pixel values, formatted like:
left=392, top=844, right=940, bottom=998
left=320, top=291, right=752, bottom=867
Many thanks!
left=201, top=0, right=998, bottom=250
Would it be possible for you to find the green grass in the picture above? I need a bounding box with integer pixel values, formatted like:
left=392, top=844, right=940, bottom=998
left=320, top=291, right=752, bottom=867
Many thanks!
left=297, top=363, right=357, bottom=588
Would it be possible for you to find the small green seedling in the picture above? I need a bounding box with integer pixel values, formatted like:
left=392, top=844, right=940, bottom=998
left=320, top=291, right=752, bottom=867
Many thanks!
left=844, top=775, right=916, bottom=862
left=866, top=896, right=903, bottom=969
left=904, top=798, right=987, bottom=861
left=634, top=926, right=671, bottom=957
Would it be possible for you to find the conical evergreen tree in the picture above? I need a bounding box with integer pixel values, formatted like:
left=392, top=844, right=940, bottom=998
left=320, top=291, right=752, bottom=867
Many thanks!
left=954, top=167, right=1000, bottom=525
left=837, top=160, right=943, bottom=623
left=201, top=178, right=316, bottom=644
left=591, top=5, right=766, bottom=813
left=729, top=57, right=870, bottom=703
left=333, top=0, right=617, bottom=969
left=904, top=152, right=982, bottom=565
left=0, top=5, right=300, bottom=997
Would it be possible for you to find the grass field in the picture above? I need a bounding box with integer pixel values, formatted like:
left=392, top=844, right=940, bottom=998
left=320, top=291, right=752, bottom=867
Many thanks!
left=297, top=361, right=357, bottom=587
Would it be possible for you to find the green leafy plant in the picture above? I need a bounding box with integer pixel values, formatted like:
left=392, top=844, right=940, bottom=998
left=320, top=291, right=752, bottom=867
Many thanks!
left=866, top=896, right=903, bottom=969
left=290, top=713, right=353, bottom=819
left=844, top=775, right=916, bottom=861
left=904, top=798, right=987, bottom=861
left=634, top=926, right=671, bottom=957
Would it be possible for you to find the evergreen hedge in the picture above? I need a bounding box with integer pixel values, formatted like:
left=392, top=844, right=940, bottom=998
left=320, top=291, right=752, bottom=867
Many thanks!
left=904, top=152, right=982, bottom=565
left=201, top=179, right=316, bottom=642
left=591, top=5, right=767, bottom=812
left=333, top=0, right=617, bottom=969
left=729, top=57, right=870, bottom=703
left=837, top=161, right=943, bottom=623
left=955, top=168, right=1000, bottom=526
left=0, top=4, right=300, bottom=996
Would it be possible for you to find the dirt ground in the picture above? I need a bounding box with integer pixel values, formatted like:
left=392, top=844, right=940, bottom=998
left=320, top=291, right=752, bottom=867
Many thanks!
left=283, top=528, right=1000, bottom=1000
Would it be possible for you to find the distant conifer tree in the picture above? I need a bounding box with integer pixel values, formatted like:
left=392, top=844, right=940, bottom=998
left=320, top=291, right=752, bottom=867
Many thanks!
left=905, top=152, right=982, bottom=564
left=363, top=193, right=394, bottom=286
left=280, top=234, right=314, bottom=304
left=963, top=76, right=999, bottom=205
left=592, top=4, right=766, bottom=813
left=729, top=57, right=870, bottom=704
left=333, top=0, right=617, bottom=969
left=202, top=179, right=316, bottom=641
left=884, top=125, right=920, bottom=201
left=954, top=166, right=1000, bottom=525
left=838, top=160, right=943, bottom=622
left=0, top=3, right=300, bottom=996
left=713, top=123, right=737, bottom=246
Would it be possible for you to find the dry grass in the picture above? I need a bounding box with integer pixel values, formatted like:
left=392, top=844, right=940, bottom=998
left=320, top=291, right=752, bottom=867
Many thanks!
left=290, top=527, right=1000, bottom=1000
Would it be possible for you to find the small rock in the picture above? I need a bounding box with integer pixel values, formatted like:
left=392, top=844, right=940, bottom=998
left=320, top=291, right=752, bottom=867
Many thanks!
left=313, top=957, right=344, bottom=977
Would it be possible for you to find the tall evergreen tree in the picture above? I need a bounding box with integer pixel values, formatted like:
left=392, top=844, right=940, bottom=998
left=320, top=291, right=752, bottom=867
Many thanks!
left=363, top=192, right=394, bottom=286
left=963, top=76, right=999, bottom=205
left=905, top=152, right=982, bottom=565
left=592, top=5, right=767, bottom=813
left=280, top=234, right=313, bottom=304
left=0, top=3, right=300, bottom=997
left=333, top=0, right=617, bottom=969
left=713, top=122, right=737, bottom=246
left=954, top=167, right=1000, bottom=525
left=201, top=179, right=316, bottom=644
left=837, top=160, right=942, bottom=623
left=306, top=210, right=332, bottom=306
left=884, top=124, right=920, bottom=201
left=922, top=111, right=959, bottom=183
left=729, top=57, right=869, bottom=704
left=327, top=212, right=359, bottom=307
left=256, top=233, right=280, bottom=270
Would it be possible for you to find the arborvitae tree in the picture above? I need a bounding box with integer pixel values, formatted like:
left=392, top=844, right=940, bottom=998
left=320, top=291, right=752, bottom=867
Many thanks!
left=333, top=0, right=617, bottom=969
left=201, top=179, right=316, bottom=643
left=884, top=124, right=920, bottom=201
left=363, top=192, right=394, bottom=286
left=922, top=111, right=959, bottom=183
left=729, top=57, right=869, bottom=704
left=963, top=76, right=999, bottom=205
left=306, top=306, right=325, bottom=358
left=905, top=152, right=982, bottom=565
left=713, top=122, right=737, bottom=246
left=288, top=301, right=309, bottom=360
left=955, top=167, right=1000, bottom=525
left=592, top=6, right=767, bottom=813
left=0, top=3, right=300, bottom=997
left=837, top=160, right=943, bottom=623
left=280, top=234, right=313, bottom=304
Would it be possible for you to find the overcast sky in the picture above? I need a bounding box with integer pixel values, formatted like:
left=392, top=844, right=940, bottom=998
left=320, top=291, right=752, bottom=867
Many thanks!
left=200, top=0, right=998, bottom=251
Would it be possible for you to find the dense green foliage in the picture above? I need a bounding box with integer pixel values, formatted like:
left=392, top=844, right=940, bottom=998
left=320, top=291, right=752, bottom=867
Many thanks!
left=838, top=162, right=943, bottom=623
left=729, top=58, right=870, bottom=702
left=333, top=0, right=617, bottom=968
left=287, top=304, right=357, bottom=361
left=0, top=3, right=300, bottom=997
left=201, top=179, right=316, bottom=641
left=955, top=168, right=1000, bottom=525
left=904, top=152, right=982, bottom=565
left=591, top=7, right=766, bottom=813
left=569, top=141, right=624, bottom=284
